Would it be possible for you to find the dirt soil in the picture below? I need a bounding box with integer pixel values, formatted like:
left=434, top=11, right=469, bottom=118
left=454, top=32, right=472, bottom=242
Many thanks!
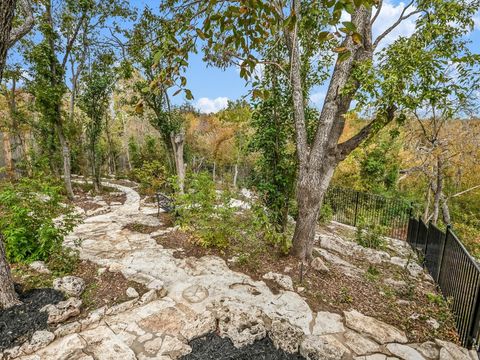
left=154, top=219, right=459, bottom=345
left=181, top=333, right=306, bottom=360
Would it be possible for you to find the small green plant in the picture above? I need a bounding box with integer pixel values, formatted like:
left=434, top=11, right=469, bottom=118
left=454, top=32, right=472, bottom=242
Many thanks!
left=365, top=265, right=381, bottom=282
left=355, top=218, right=387, bottom=250
left=426, top=292, right=445, bottom=306
left=47, top=247, right=80, bottom=276
left=318, top=203, right=334, bottom=225
left=0, top=174, right=80, bottom=263
left=339, top=287, right=353, bottom=304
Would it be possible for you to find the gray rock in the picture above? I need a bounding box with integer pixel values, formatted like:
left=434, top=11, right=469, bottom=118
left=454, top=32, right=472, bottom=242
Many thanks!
left=426, top=318, right=440, bottom=330
left=435, top=340, right=471, bottom=360
left=344, top=310, right=408, bottom=344
left=269, top=318, right=304, bottom=353
left=21, top=330, right=55, bottom=354
left=311, top=257, right=330, bottom=273
left=344, top=330, right=381, bottom=355
left=53, top=276, right=85, bottom=297
left=312, top=312, right=345, bottom=335
left=29, top=261, right=51, bottom=274
left=300, top=335, right=350, bottom=360
left=126, top=287, right=139, bottom=298
left=182, top=284, right=209, bottom=303
left=386, top=343, right=425, bottom=359
left=413, top=342, right=439, bottom=359
left=262, top=272, right=294, bottom=291
left=41, top=297, right=82, bottom=324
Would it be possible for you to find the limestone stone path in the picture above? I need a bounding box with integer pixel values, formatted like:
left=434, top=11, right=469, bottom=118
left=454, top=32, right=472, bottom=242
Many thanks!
left=9, top=182, right=477, bottom=360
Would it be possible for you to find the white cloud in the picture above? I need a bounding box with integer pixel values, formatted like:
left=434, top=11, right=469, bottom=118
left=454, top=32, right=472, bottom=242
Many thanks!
left=309, top=91, right=326, bottom=108
left=474, top=12, right=480, bottom=30
left=195, top=97, right=230, bottom=113
left=372, top=0, right=419, bottom=50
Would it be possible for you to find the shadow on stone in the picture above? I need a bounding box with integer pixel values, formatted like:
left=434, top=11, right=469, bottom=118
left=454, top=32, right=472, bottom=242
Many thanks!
left=181, top=333, right=306, bottom=360
left=0, top=287, right=64, bottom=351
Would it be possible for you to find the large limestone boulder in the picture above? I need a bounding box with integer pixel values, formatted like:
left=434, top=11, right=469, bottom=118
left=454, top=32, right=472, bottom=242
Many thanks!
left=53, top=276, right=86, bottom=297
left=344, top=310, right=408, bottom=344
left=214, top=304, right=267, bottom=348
left=20, top=331, right=55, bottom=355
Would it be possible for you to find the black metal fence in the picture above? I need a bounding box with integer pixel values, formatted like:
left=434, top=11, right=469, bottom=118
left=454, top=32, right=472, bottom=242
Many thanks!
left=407, top=217, right=480, bottom=349
left=324, top=187, right=412, bottom=240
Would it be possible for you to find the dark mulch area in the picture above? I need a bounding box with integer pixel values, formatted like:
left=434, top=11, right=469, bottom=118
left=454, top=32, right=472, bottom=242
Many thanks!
left=0, top=288, right=64, bottom=351
left=155, top=224, right=459, bottom=344
left=181, top=333, right=305, bottom=360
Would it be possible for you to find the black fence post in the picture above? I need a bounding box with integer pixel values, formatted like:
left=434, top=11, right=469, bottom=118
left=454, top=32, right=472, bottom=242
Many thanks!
left=436, top=224, right=450, bottom=283
left=467, top=282, right=480, bottom=350
left=353, top=191, right=360, bottom=227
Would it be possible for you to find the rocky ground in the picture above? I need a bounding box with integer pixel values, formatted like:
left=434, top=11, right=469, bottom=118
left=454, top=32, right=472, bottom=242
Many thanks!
left=1, top=180, right=476, bottom=360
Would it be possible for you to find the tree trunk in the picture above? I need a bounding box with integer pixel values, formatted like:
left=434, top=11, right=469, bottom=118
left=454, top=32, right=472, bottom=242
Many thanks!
left=432, top=156, right=443, bottom=225
left=170, top=131, right=185, bottom=193
left=291, top=163, right=335, bottom=259
left=0, top=0, right=16, bottom=83
left=2, top=131, right=14, bottom=177
left=0, top=235, right=20, bottom=310
left=233, top=162, right=239, bottom=188
left=55, top=121, right=74, bottom=199
left=440, top=193, right=451, bottom=225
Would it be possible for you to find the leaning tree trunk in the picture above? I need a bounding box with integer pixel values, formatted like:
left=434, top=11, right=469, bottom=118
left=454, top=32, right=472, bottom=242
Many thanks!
left=2, top=131, right=14, bottom=177
left=170, top=131, right=186, bottom=193
left=0, top=0, right=16, bottom=82
left=0, top=235, right=20, bottom=309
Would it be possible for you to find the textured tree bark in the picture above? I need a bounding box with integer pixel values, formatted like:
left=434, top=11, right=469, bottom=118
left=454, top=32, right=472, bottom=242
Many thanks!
left=286, top=4, right=375, bottom=260
left=171, top=131, right=186, bottom=193
left=56, top=120, right=75, bottom=199
left=0, top=235, right=20, bottom=310
left=0, top=0, right=16, bottom=82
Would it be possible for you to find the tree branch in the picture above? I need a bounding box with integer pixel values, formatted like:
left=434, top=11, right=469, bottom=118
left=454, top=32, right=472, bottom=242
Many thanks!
left=7, top=0, right=34, bottom=48
left=448, top=184, right=480, bottom=199
left=335, top=105, right=396, bottom=161
left=371, top=0, right=383, bottom=25
left=372, top=0, right=420, bottom=50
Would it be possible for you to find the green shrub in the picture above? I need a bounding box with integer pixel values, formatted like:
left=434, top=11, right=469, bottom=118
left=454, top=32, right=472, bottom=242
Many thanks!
left=355, top=218, right=387, bottom=250
left=130, top=160, right=168, bottom=195
left=47, top=247, right=80, bottom=276
left=174, top=172, right=290, bottom=256
left=0, top=175, right=79, bottom=263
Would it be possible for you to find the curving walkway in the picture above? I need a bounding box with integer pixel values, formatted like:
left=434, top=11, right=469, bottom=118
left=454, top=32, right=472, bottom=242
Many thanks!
left=10, top=182, right=476, bottom=360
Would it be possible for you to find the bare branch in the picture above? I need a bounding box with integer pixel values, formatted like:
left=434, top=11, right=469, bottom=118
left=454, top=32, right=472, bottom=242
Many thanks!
left=372, top=0, right=421, bottom=50
left=8, top=0, right=34, bottom=48
left=448, top=184, right=480, bottom=199
left=371, top=0, right=383, bottom=25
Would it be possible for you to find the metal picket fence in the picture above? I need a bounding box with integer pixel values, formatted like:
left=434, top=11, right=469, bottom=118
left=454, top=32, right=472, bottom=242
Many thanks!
left=407, top=217, right=480, bottom=349
left=324, top=187, right=412, bottom=240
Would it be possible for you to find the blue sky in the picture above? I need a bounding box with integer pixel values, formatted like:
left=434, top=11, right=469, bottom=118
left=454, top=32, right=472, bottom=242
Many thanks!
left=9, top=0, right=480, bottom=113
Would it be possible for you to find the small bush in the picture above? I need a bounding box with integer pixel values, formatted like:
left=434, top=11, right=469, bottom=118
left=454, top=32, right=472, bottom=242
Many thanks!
left=47, top=247, right=80, bottom=276
left=174, top=172, right=290, bottom=259
left=130, top=160, right=167, bottom=195
left=319, top=203, right=333, bottom=225
left=355, top=219, right=387, bottom=250
left=0, top=175, right=80, bottom=263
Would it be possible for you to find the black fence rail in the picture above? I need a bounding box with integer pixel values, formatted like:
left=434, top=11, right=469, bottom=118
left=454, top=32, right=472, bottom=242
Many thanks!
left=324, top=187, right=412, bottom=240
left=407, top=217, right=480, bottom=349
